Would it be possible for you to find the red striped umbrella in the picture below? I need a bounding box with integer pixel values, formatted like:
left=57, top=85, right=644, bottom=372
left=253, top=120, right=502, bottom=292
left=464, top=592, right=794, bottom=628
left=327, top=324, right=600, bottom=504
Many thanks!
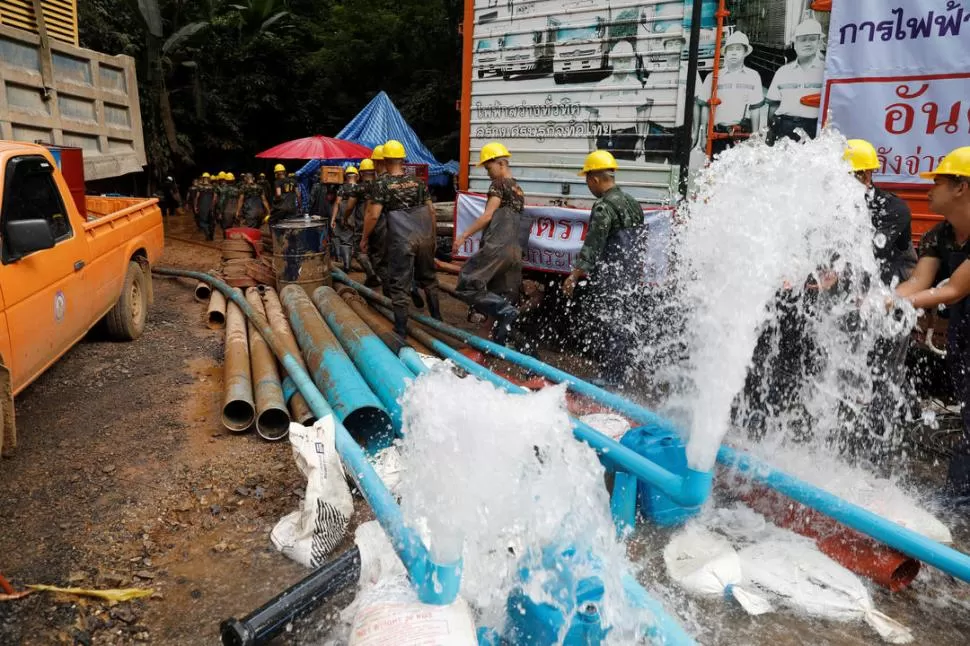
left=255, top=136, right=372, bottom=159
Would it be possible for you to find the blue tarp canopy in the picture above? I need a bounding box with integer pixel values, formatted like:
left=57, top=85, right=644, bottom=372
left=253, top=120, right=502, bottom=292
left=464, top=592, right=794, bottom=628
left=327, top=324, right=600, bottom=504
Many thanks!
left=296, top=91, right=458, bottom=198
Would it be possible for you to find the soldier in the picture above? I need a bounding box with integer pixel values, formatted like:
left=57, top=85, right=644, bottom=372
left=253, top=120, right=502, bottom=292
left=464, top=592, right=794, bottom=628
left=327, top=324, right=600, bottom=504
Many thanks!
left=330, top=166, right=360, bottom=272
left=766, top=19, right=825, bottom=144
left=347, top=159, right=381, bottom=286
left=194, top=173, right=217, bottom=240
left=186, top=174, right=203, bottom=224
left=453, top=142, right=523, bottom=344
left=258, top=172, right=273, bottom=205
left=371, top=144, right=386, bottom=178
left=270, top=164, right=301, bottom=223
left=212, top=171, right=227, bottom=230
left=219, top=172, right=242, bottom=235
left=697, top=31, right=764, bottom=156
left=237, top=173, right=271, bottom=228
left=563, top=150, right=646, bottom=387
left=362, top=140, right=440, bottom=337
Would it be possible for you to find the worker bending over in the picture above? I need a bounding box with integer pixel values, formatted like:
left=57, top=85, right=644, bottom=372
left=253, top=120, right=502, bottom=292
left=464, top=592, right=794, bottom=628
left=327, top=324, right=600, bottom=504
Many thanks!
left=362, top=140, right=440, bottom=337
left=453, top=142, right=524, bottom=345
left=563, top=150, right=646, bottom=387
left=895, top=147, right=970, bottom=503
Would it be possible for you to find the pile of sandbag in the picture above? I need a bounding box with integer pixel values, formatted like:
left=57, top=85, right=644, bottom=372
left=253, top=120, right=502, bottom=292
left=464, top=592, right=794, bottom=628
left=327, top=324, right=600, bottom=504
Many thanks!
left=220, top=230, right=275, bottom=288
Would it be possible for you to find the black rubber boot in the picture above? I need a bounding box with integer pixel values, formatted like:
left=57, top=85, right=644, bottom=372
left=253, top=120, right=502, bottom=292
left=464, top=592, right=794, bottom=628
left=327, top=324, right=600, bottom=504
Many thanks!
left=393, top=308, right=409, bottom=338
left=425, top=289, right=442, bottom=321
left=411, top=285, right=425, bottom=310
left=476, top=294, right=518, bottom=346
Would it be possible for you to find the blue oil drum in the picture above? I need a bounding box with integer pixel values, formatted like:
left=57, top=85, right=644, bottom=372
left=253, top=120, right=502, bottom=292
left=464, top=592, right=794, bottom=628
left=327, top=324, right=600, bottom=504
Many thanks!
left=272, top=216, right=331, bottom=296
left=619, top=428, right=702, bottom=526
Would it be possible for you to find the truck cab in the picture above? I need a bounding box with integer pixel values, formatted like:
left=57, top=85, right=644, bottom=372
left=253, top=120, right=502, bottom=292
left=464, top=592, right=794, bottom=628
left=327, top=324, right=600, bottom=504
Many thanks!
left=475, top=33, right=505, bottom=79
left=500, top=26, right=555, bottom=79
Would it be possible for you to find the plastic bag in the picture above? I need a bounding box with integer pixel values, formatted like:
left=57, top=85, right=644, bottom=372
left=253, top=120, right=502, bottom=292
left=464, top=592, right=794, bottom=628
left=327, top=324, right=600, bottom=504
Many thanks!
left=663, top=524, right=771, bottom=615
left=579, top=413, right=631, bottom=441
left=271, top=418, right=354, bottom=568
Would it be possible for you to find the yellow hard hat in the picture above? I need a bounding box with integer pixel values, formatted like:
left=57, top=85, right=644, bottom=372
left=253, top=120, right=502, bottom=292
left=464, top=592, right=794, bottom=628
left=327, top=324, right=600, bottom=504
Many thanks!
left=844, top=139, right=880, bottom=172
left=372, top=145, right=385, bottom=161
left=202, top=172, right=211, bottom=178
left=274, top=163, right=286, bottom=173
left=226, top=172, right=235, bottom=181
left=345, top=166, right=359, bottom=175
left=219, top=171, right=229, bottom=180
left=920, top=146, right=970, bottom=180
left=382, top=140, right=406, bottom=159
left=359, top=159, right=375, bottom=172
left=578, top=150, right=618, bottom=176
left=477, top=141, right=511, bottom=166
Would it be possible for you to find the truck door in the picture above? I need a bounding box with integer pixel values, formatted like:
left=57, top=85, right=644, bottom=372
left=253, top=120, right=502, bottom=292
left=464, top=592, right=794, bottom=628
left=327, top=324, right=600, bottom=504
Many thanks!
left=0, top=154, right=90, bottom=393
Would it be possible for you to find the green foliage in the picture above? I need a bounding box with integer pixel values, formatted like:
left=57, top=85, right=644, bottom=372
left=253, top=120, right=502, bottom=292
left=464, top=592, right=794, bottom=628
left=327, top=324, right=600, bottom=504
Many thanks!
left=77, top=0, right=462, bottom=178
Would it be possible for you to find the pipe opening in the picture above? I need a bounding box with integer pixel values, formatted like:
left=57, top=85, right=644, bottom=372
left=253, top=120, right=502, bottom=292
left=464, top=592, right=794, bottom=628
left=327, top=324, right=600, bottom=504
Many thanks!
left=344, top=407, right=394, bottom=451
left=207, top=311, right=226, bottom=329
left=889, top=558, right=921, bottom=592
left=222, top=400, right=255, bottom=432
left=195, top=282, right=212, bottom=302
left=256, top=408, right=291, bottom=441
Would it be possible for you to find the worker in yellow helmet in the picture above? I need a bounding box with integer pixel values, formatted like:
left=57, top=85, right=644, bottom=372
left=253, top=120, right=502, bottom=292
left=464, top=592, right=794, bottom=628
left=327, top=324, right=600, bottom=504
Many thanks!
left=218, top=172, right=241, bottom=235
left=564, top=150, right=646, bottom=387
left=270, top=162, right=301, bottom=223
left=453, top=142, right=525, bottom=344
left=194, top=172, right=218, bottom=240
left=346, top=158, right=381, bottom=286
left=237, top=172, right=271, bottom=228
left=844, top=140, right=915, bottom=286
left=362, top=139, right=440, bottom=336
left=895, top=147, right=970, bottom=502
left=330, top=166, right=360, bottom=272
left=372, top=144, right=386, bottom=178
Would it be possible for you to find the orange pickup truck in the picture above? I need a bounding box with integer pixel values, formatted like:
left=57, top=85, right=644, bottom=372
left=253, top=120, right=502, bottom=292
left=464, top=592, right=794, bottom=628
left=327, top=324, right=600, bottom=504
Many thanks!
left=0, top=141, right=164, bottom=457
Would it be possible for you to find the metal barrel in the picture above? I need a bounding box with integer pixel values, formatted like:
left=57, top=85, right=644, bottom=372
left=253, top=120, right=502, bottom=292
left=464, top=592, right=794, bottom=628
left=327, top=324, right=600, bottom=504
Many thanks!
left=259, top=286, right=315, bottom=426
left=207, top=289, right=227, bottom=329
left=280, top=285, right=392, bottom=449
left=336, top=286, right=436, bottom=357
left=272, top=217, right=331, bottom=296
left=223, top=291, right=255, bottom=432
left=195, top=280, right=212, bottom=302
left=245, top=289, right=290, bottom=440
left=311, top=286, right=413, bottom=433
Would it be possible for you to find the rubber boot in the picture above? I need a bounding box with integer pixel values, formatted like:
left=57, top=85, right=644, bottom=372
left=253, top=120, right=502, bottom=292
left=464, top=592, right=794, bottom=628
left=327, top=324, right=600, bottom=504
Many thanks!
left=476, top=293, right=518, bottom=345
left=425, top=289, right=442, bottom=321
left=393, top=308, right=409, bottom=339
left=411, top=285, right=426, bottom=310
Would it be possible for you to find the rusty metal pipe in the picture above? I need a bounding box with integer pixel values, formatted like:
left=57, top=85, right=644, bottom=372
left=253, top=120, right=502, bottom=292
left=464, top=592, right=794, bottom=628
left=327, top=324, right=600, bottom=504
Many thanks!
left=195, top=280, right=212, bottom=302
left=280, top=285, right=392, bottom=450
left=259, top=286, right=315, bottom=426
left=336, top=287, right=436, bottom=357
left=223, top=292, right=255, bottom=432
left=245, top=289, right=291, bottom=441
left=207, top=289, right=227, bottom=329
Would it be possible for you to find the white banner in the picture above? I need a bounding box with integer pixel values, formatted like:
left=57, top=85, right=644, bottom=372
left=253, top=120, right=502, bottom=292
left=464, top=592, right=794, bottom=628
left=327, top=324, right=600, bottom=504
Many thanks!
left=453, top=191, right=672, bottom=278
left=823, top=0, right=970, bottom=184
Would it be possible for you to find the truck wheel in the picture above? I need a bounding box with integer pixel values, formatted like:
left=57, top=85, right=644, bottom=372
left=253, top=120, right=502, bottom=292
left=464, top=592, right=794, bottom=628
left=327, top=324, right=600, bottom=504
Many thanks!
left=105, top=261, right=148, bottom=341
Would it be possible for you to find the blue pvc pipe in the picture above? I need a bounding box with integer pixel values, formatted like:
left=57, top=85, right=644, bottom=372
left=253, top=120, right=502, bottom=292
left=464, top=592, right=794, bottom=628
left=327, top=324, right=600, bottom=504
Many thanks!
left=333, top=269, right=712, bottom=507
left=153, top=267, right=461, bottom=605
left=399, top=347, right=431, bottom=376
left=312, top=286, right=413, bottom=432
left=280, top=285, right=392, bottom=449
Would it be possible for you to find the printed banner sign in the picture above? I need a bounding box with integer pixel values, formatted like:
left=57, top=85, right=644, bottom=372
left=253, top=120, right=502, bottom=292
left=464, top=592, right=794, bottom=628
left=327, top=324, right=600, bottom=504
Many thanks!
left=823, top=0, right=970, bottom=184
left=453, top=191, right=672, bottom=278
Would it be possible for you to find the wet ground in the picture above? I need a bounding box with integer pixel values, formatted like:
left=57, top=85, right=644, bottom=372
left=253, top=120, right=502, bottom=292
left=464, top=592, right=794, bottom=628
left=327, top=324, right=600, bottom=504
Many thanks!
left=1, top=214, right=968, bottom=644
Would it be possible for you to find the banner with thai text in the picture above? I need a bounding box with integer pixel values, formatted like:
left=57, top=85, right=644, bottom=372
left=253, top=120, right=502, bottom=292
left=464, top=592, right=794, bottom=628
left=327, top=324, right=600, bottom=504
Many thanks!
left=822, top=0, right=970, bottom=184
left=453, top=191, right=672, bottom=279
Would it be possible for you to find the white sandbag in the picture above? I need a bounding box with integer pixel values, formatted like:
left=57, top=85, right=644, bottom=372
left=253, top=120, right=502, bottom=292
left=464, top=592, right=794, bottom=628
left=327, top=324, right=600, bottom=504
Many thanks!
left=355, top=521, right=406, bottom=588
left=371, top=446, right=403, bottom=498
left=664, top=525, right=771, bottom=615
left=271, top=418, right=354, bottom=568
left=579, top=413, right=631, bottom=441
left=739, top=538, right=913, bottom=644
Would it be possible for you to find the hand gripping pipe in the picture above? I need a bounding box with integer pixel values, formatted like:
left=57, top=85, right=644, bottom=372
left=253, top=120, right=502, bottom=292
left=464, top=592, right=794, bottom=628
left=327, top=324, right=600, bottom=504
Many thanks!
left=311, top=286, right=415, bottom=432
left=279, top=285, right=393, bottom=450
left=331, top=270, right=970, bottom=585
left=153, top=267, right=461, bottom=605
left=369, top=303, right=695, bottom=645
left=332, top=269, right=711, bottom=508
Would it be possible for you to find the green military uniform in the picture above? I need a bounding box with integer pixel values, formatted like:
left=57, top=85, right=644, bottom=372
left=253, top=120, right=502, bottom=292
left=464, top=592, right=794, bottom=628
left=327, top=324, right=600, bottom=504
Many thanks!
left=373, top=174, right=439, bottom=335
left=195, top=182, right=216, bottom=241
left=220, top=182, right=242, bottom=232
left=271, top=176, right=300, bottom=223
left=239, top=183, right=266, bottom=228
left=212, top=183, right=227, bottom=231
left=354, top=178, right=381, bottom=285
left=575, top=186, right=644, bottom=275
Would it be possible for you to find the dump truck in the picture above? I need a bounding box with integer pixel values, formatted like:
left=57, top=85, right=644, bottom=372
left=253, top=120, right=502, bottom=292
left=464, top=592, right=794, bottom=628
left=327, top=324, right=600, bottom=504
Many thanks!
left=0, top=141, right=163, bottom=457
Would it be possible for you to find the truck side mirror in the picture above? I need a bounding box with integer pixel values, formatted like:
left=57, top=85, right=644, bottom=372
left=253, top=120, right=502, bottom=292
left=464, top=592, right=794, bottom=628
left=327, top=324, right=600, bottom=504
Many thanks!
left=5, top=219, right=55, bottom=259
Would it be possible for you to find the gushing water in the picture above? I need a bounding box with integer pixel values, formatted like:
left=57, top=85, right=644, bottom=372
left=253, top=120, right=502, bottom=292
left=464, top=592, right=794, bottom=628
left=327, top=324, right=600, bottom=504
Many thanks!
left=396, top=368, right=652, bottom=640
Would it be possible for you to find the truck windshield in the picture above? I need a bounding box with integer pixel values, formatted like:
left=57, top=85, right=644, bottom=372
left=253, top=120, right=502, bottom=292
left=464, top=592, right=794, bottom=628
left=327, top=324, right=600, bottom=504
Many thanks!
left=557, top=25, right=599, bottom=42
left=476, top=39, right=498, bottom=52
left=503, top=33, right=535, bottom=48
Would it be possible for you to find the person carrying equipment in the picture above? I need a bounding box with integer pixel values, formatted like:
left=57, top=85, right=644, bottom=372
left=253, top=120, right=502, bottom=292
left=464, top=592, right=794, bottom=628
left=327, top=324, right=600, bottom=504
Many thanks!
left=362, top=140, right=440, bottom=337
left=452, top=141, right=524, bottom=344
left=895, top=147, right=970, bottom=504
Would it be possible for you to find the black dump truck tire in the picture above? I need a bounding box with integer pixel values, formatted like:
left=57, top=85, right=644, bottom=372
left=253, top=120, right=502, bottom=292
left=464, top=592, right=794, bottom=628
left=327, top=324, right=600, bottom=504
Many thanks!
left=105, top=261, right=148, bottom=341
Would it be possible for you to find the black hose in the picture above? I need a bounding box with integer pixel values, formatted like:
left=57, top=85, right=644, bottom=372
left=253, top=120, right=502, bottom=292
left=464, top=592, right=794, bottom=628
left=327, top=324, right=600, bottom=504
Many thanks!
left=220, top=546, right=362, bottom=646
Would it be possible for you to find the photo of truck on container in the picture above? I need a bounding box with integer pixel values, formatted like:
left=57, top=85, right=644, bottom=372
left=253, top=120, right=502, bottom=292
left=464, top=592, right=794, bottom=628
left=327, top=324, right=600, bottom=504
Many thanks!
left=642, top=0, right=718, bottom=71
left=499, top=24, right=556, bottom=79
left=551, top=2, right=641, bottom=85
left=474, top=32, right=505, bottom=79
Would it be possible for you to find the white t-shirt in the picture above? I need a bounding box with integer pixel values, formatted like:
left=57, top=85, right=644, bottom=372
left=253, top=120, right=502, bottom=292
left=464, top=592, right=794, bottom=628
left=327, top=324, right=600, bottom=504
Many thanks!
left=698, top=66, right=764, bottom=125
left=766, top=55, right=825, bottom=119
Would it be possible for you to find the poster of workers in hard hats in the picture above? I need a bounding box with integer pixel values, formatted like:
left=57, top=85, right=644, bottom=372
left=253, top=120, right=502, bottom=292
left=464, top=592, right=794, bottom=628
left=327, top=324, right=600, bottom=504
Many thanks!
left=467, top=0, right=829, bottom=205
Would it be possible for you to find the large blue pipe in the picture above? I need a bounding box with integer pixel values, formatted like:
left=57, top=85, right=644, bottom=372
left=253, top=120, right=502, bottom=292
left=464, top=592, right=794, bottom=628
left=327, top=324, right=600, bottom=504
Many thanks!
left=333, top=269, right=711, bottom=507
left=332, top=271, right=970, bottom=585
left=312, top=286, right=413, bottom=432
left=153, top=267, right=461, bottom=605
left=279, top=285, right=392, bottom=449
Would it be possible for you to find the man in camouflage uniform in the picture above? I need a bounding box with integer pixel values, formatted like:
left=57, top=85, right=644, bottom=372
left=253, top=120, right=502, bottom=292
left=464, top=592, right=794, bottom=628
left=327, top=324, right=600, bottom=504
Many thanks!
left=186, top=175, right=202, bottom=224
left=563, top=150, right=646, bottom=387
left=270, top=164, right=301, bottom=224
left=219, top=172, right=242, bottom=235
left=194, top=173, right=217, bottom=240
left=348, top=159, right=381, bottom=286
left=362, top=140, right=440, bottom=337
left=258, top=172, right=273, bottom=206
left=329, top=166, right=360, bottom=272
left=212, top=172, right=227, bottom=231
left=237, top=173, right=271, bottom=228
